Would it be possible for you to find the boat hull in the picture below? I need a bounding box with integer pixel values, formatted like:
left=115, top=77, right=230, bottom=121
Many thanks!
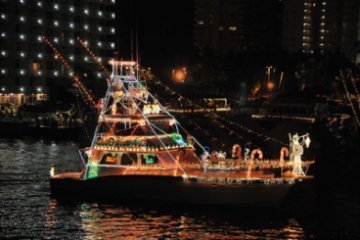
left=50, top=174, right=297, bottom=206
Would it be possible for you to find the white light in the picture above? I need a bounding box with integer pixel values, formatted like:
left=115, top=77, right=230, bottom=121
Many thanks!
left=1, top=87, right=5, bottom=91
left=111, top=28, right=115, bottom=34
left=20, top=70, right=25, bottom=76
left=37, top=71, right=42, bottom=76
left=19, top=0, right=25, bottom=4
left=97, top=72, right=102, bottom=78
left=19, top=34, right=25, bottom=40
left=69, top=55, right=74, bottom=61
left=69, top=23, right=74, bottom=28
left=37, top=53, right=43, bottom=59
left=98, top=57, right=102, bottom=62
left=37, top=18, right=43, bottom=25
left=37, top=87, right=42, bottom=92
left=54, top=4, right=59, bottom=10
left=37, top=36, right=43, bottom=42
left=83, top=40, right=88, bottom=46
left=1, top=69, right=6, bottom=75
left=37, top=1, right=42, bottom=7
left=69, top=39, right=74, bottom=45
left=54, top=71, right=58, bottom=76
left=98, top=26, right=102, bottom=32
left=54, top=21, right=59, bottom=27
left=84, top=9, right=89, bottom=15
left=111, top=0, right=115, bottom=3
left=19, top=87, right=25, bottom=92
left=69, top=72, right=73, bottom=77
left=1, top=51, right=6, bottom=56
left=1, top=32, right=6, bottom=38
left=97, top=42, right=102, bottom=47
left=111, top=13, right=116, bottom=19
left=19, top=16, right=25, bottom=22
left=110, top=43, right=115, bottom=48
left=54, top=37, right=59, bottom=43
left=20, top=52, right=25, bottom=58
left=84, top=24, right=88, bottom=30
left=69, top=6, right=74, bottom=12
left=98, top=11, right=103, bottom=17
left=84, top=57, right=88, bottom=62
left=1, top=14, right=6, bottom=20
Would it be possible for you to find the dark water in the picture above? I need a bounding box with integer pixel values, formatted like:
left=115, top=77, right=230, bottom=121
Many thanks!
left=1, top=139, right=359, bottom=239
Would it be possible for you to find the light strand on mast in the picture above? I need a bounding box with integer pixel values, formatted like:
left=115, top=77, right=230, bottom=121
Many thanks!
left=77, top=36, right=111, bottom=86
left=43, top=36, right=98, bottom=111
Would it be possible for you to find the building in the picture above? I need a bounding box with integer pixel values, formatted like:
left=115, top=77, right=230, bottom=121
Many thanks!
left=194, top=0, right=283, bottom=55
left=0, top=0, right=116, bottom=105
left=283, top=0, right=360, bottom=63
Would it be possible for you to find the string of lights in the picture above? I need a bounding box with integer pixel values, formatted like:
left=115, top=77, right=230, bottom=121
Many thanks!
left=340, top=71, right=360, bottom=127
left=149, top=77, right=288, bottom=147
left=43, top=36, right=98, bottom=112
left=77, top=36, right=111, bottom=86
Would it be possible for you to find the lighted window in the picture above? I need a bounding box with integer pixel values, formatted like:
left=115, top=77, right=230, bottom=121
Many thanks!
left=32, top=63, right=40, bottom=73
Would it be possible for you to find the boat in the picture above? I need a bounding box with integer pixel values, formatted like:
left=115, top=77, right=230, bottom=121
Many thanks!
left=50, top=60, right=314, bottom=206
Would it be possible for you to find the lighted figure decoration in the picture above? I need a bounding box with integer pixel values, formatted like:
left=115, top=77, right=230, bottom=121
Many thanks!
left=215, top=151, right=227, bottom=159
left=289, top=133, right=311, bottom=176
left=231, top=144, right=242, bottom=164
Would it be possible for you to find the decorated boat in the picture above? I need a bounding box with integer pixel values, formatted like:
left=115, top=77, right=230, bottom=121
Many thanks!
left=50, top=60, right=314, bottom=206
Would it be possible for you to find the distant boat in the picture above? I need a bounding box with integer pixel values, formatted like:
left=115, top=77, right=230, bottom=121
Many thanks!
left=50, top=60, right=314, bottom=206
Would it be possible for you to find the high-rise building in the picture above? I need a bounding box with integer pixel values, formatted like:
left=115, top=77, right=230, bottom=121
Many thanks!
left=194, top=0, right=283, bottom=55
left=283, top=0, right=360, bottom=63
left=0, top=0, right=116, bottom=104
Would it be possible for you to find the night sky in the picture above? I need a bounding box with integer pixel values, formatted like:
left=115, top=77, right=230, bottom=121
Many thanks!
left=116, top=0, right=195, bottom=74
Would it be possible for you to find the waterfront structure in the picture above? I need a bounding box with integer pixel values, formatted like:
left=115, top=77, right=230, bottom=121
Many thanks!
left=283, top=0, right=360, bottom=63
left=0, top=0, right=116, bottom=105
left=193, top=0, right=283, bottom=55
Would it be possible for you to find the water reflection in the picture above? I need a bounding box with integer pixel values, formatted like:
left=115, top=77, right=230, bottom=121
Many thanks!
left=43, top=198, right=309, bottom=240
